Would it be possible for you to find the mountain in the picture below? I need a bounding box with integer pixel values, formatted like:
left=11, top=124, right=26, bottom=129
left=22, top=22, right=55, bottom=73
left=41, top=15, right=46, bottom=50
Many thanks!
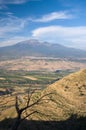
left=0, top=39, right=86, bottom=59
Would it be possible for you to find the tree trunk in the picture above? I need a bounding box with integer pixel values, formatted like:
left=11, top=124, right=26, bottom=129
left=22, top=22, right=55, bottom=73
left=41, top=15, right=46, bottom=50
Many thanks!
left=12, top=114, right=21, bottom=130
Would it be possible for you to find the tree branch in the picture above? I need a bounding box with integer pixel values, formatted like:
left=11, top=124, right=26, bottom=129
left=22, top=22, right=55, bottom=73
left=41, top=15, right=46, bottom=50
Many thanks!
left=21, top=111, right=38, bottom=122
left=20, top=93, right=53, bottom=112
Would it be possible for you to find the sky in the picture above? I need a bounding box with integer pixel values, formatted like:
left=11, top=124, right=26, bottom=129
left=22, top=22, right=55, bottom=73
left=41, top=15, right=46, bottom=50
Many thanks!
left=0, top=0, right=86, bottom=50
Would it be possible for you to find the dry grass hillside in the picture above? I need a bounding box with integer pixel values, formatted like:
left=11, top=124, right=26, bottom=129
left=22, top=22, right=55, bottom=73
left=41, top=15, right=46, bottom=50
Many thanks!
left=0, top=69, right=86, bottom=126
left=43, top=69, right=86, bottom=118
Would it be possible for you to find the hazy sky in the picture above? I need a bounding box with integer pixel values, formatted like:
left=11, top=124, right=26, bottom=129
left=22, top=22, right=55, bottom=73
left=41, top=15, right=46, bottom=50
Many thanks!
left=0, top=0, right=86, bottom=50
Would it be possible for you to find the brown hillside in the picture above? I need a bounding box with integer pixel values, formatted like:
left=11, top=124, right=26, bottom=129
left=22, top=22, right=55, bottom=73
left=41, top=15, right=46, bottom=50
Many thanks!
left=0, top=69, right=86, bottom=122
left=42, top=69, right=86, bottom=118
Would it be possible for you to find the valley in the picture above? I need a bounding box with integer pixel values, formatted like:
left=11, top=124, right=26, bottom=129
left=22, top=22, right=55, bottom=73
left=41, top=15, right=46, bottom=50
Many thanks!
left=0, top=40, right=86, bottom=130
left=0, top=56, right=86, bottom=71
left=0, top=69, right=86, bottom=130
left=0, top=68, right=70, bottom=93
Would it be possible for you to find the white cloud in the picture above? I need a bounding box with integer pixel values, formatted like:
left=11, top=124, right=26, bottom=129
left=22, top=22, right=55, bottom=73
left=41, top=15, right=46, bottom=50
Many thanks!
left=0, top=0, right=39, bottom=5
left=0, top=0, right=29, bottom=4
left=0, top=14, right=31, bottom=46
left=0, top=15, right=29, bottom=38
left=0, top=36, right=29, bottom=47
left=34, top=11, right=73, bottom=22
left=32, top=26, right=86, bottom=49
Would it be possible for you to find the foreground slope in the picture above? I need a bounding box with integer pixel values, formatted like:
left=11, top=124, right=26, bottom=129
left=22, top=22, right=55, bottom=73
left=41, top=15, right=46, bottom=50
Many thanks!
left=0, top=69, right=86, bottom=122
left=42, top=69, right=86, bottom=119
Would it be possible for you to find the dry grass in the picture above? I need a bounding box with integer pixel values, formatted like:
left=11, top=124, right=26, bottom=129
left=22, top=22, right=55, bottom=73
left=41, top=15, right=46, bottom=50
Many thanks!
left=23, top=76, right=37, bottom=80
left=0, top=77, right=5, bottom=80
left=43, top=69, right=86, bottom=116
left=0, top=69, right=86, bottom=122
left=0, top=95, right=16, bottom=120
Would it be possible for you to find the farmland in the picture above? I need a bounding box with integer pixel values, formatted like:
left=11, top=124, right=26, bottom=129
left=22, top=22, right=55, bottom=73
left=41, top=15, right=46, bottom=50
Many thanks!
left=0, top=69, right=71, bottom=92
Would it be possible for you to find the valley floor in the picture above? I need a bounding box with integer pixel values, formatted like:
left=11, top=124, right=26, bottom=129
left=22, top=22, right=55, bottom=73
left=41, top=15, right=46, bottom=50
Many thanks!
left=0, top=57, right=86, bottom=71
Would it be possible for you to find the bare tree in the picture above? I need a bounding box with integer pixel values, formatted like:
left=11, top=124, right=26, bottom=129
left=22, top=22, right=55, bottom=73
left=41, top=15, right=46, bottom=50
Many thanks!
left=12, top=89, right=53, bottom=130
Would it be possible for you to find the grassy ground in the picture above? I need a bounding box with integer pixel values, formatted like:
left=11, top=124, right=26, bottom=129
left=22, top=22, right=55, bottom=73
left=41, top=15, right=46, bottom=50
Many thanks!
left=0, top=69, right=71, bottom=90
left=0, top=69, right=86, bottom=130
left=0, top=69, right=72, bottom=121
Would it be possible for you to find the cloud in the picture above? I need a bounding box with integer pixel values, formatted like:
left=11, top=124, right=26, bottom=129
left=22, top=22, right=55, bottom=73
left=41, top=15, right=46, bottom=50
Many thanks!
left=0, top=0, right=39, bottom=5
left=0, top=14, right=29, bottom=39
left=34, top=11, right=73, bottom=22
left=32, top=26, right=86, bottom=49
left=0, top=0, right=29, bottom=4
left=0, top=12, right=32, bottom=46
left=0, top=0, right=39, bottom=9
left=0, top=36, right=29, bottom=47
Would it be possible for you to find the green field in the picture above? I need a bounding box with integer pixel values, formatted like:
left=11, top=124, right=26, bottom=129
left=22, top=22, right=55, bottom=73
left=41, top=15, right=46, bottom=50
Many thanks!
left=0, top=69, right=72, bottom=91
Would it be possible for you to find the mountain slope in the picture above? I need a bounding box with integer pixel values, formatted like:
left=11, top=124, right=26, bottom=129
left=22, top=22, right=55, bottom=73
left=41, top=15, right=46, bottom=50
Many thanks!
left=0, top=69, right=86, bottom=121
left=41, top=69, right=86, bottom=119
left=0, top=39, right=86, bottom=59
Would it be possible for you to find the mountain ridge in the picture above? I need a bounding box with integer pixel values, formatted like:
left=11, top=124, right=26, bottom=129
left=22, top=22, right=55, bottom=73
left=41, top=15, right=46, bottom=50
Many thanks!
left=0, top=39, right=86, bottom=59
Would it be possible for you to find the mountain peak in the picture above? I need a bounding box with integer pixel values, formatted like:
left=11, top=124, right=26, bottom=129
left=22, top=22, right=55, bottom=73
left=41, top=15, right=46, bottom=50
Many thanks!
left=17, top=39, right=41, bottom=45
left=0, top=39, right=86, bottom=59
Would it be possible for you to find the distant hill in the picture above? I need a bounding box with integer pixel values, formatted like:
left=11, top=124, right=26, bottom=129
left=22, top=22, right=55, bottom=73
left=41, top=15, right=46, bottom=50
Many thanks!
left=0, top=39, right=86, bottom=59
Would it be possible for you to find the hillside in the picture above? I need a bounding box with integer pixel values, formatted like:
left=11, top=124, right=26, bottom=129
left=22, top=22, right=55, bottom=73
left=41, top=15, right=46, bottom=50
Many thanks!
left=0, top=69, right=86, bottom=123
left=0, top=69, right=86, bottom=130
left=42, top=69, right=86, bottom=118
left=0, top=39, right=86, bottom=59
